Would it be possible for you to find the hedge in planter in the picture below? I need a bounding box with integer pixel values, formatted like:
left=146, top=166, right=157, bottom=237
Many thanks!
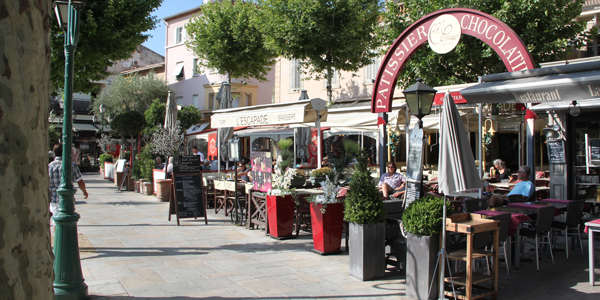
left=403, top=195, right=453, bottom=300
left=344, top=149, right=386, bottom=281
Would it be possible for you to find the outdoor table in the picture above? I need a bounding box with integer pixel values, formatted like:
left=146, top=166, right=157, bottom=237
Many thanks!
left=445, top=190, right=486, bottom=213
left=507, top=202, right=561, bottom=216
left=488, top=182, right=517, bottom=189
left=490, top=206, right=536, bottom=269
left=475, top=209, right=530, bottom=237
left=584, top=219, right=600, bottom=285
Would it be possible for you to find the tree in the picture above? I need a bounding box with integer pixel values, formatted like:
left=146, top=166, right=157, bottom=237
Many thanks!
left=381, top=0, right=595, bottom=89
left=50, top=0, right=163, bottom=94
left=177, top=105, right=203, bottom=132
left=259, top=0, right=383, bottom=103
left=185, top=0, right=277, bottom=83
left=91, top=73, right=169, bottom=119
left=110, top=111, right=147, bottom=169
left=144, top=99, right=167, bottom=135
left=0, top=1, right=55, bottom=299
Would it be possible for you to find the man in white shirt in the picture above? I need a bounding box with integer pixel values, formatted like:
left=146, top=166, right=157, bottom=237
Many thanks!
left=192, top=146, right=205, bottom=162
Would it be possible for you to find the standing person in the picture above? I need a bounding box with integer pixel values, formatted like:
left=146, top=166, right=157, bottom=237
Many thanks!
left=72, top=143, right=81, bottom=165
left=49, top=144, right=89, bottom=224
left=488, top=166, right=535, bottom=207
left=192, top=146, right=205, bottom=161
left=378, top=162, right=406, bottom=199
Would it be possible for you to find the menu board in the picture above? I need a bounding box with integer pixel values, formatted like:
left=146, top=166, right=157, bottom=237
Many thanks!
left=404, top=124, right=424, bottom=205
left=590, top=139, right=600, bottom=162
left=171, top=173, right=207, bottom=225
left=250, top=151, right=272, bottom=193
left=173, top=155, right=201, bottom=173
left=546, top=140, right=566, bottom=164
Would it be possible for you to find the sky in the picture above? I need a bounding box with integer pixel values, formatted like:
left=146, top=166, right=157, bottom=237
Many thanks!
left=142, top=0, right=203, bottom=56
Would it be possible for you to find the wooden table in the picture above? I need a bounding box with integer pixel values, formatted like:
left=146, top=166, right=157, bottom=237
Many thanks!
left=585, top=219, right=600, bottom=285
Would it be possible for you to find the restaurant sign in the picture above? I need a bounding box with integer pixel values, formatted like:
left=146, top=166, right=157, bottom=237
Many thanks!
left=211, top=102, right=324, bottom=128
left=372, top=8, right=535, bottom=113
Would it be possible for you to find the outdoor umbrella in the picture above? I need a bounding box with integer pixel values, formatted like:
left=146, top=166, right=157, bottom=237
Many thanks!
left=437, top=91, right=482, bottom=298
left=164, top=90, right=178, bottom=129
left=296, top=90, right=310, bottom=163
left=215, top=83, right=234, bottom=177
left=298, top=89, right=309, bottom=100
left=216, top=82, right=232, bottom=109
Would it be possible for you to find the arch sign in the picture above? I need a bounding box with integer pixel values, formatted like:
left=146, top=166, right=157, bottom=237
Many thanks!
left=371, top=8, right=535, bottom=113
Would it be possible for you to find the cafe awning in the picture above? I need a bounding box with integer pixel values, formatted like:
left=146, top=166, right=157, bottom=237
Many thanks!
left=211, top=99, right=326, bottom=128
left=235, top=127, right=294, bottom=137
left=72, top=123, right=99, bottom=132
left=531, top=98, right=600, bottom=111
left=461, top=61, right=600, bottom=104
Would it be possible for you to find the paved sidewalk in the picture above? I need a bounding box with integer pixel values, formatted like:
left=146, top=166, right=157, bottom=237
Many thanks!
left=67, top=173, right=599, bottom=299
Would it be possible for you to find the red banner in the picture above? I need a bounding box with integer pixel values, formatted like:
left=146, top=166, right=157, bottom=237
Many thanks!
left=208, top=133, right=218, bottom=160
left=433, top=91, right=468, bottom=105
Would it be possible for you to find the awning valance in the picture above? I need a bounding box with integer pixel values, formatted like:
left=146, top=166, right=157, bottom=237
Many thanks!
left=235, top=127, right=294, bottom=137
left=461, top=61, right=600, bottom=104
left=72, top=123, right=99, bottom=132
left=211, top=100, right=326, bottom=128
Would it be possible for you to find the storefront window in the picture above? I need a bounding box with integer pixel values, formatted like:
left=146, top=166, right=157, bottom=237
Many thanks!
left=569, top=113, right=600, bottom=201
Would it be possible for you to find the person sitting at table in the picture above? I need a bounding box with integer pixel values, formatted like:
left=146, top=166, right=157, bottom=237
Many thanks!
left=489, top=166, right=534, bottom=207
left=164, top=157, right=174, bottom=178
left=378, top=162, right=406, bottom=200
left=322, top=156, right=330, bottom=167
left=486, top=159, right=512, bottom=192
left=236, top=160, right=251, bottom=182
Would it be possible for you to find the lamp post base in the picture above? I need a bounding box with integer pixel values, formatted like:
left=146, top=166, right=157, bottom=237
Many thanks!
left=53, top=212, right=88, bottom=300
left=54, top=283, right=88, bottom=300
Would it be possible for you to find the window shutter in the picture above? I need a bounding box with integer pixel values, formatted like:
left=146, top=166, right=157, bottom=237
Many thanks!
left=290, top=60, right=297, bottom=90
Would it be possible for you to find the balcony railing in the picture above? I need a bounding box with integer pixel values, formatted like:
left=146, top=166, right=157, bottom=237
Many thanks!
left=584, top=0, right=600, bottom=11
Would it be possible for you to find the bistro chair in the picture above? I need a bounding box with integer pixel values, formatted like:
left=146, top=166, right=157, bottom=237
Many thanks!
left=483, top=212, right=512, bottom=279
left=214, top=180, right=228, bottom=215
left=202, top=176, right=215, bottom=209
left=295, top=194, right=312, bottom=236
left=224, top=180, right=246, bottom=224
left=551, top=200, right=584, bottom=259
left=519, top=205, right=555, bottom=271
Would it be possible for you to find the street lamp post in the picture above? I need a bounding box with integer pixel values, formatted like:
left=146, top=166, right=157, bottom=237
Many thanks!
left=404, top=78, right=436, bottom=197
left=52, top=1, right=88, bottom=299
left=99, top=104, right=106, bottom=134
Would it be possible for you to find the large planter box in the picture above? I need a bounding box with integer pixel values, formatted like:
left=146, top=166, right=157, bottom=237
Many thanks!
left=310, top=203, right=344, bottom=255
left=406, top=233, right=440, bottom=300
left=349, top=222, right=386, bottom=281
left=155, top=179, right=172, bottom=202
left=266, top=194, right=296, bottom=239
left=142, top=182, right=154, bottom=195
left=309, top=177, right=326, bottom=187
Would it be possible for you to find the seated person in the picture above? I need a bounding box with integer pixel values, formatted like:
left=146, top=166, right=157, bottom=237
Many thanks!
left=164, top=157, right=173, bottom=174
left=486, top=159, right=512, bottom=193
left=322, top=156, right=330, bottom=167
left=236, top=160, right=251, bottom=182
left=378, top=162, right=406, bottom=200
left=488, top=166, right=534, bottom=207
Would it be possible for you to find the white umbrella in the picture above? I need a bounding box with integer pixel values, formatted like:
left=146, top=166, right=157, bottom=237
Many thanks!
left=437, top=91, right=482, bottom=299
left=164, top=90, right=177, bottom=129
left=216, top=82, right=232, bottom=109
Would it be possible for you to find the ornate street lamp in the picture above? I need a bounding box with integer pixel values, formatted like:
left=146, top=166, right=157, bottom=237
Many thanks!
left=404, top=78, right=437, bottom=128
left=52, top=1, right=88, bottom=299
left=99, top=104, right=106, bottom=134
left=403, top=78, right=437, bottom=198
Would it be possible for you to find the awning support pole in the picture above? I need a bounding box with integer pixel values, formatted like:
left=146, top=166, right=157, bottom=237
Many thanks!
left=217, top=128, right=221, bottom=179
left=478, top=103, right=483, bottom=177
left=379, top=113, right=388, bottom=177
left=317, top=112, right=322, bottom=169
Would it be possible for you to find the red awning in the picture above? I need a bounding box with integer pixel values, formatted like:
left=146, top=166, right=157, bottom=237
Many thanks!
left=433, top=91, right=468, bottom=106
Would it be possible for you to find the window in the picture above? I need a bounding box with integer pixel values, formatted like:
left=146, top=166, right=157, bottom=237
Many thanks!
left=175, top=27, right=183, bottom=44
left=365, top=56, right=380, bottom=83
left=192, top=94, right=199, bottom=108
left=324, top=68, right=339, bottom=88
left=173, top=62, right=184, bottom=79
left=175, top=96, right=184, bottom=107
left=290, top=59, right=301, bottom=91
left=192, top=58, right=200, bottom=76
left=208, top=93, right=215, bottom=110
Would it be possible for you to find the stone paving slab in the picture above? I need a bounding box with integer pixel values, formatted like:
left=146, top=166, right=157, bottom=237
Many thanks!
left=64, top=173, right=600, bottom=299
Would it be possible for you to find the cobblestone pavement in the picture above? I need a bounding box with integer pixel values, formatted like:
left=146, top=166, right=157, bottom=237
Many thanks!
left=65, top=173, right=600, bottom=299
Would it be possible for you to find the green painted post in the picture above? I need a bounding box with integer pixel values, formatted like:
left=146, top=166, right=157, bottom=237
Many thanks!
left=53, top=1, right=88, bottom=299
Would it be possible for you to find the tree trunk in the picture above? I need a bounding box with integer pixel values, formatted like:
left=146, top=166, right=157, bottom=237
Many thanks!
left=0, top=1, right=56, bottom=299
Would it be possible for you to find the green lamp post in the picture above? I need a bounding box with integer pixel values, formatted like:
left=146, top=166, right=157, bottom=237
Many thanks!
left=52, top=1, right=88, bottom=299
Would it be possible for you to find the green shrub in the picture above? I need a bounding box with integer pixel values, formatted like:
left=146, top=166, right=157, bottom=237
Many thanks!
left=99, top=153, right=114, bottom=167
left=403, top=195, right=453, bottom=236
left=133, top=145, right=157, bottom=181
left=343, top=149, right=386, bottom=224
left=276, top=138, right=294, bottom=172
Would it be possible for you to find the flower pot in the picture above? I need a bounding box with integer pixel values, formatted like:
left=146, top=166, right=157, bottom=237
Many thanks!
left=290, top=176, right=306, bottom=188
left=406, top=233, right=439, bottom=300
left=266, top=194, right=296, bottom=239
left=155, top=179, right=172, bottom=202
left=127, top=175, right=134, bottom=191
left=99, top=167, right=105, bottom=179
left=310, top=203, right=344, bottom=255
left=133, top=180, right=140, bottom=193
left=349, top=222, right=386, bottom=281
left=142, top=182, right=154, bottom=195
left=310, top=176, right=326, bottom=187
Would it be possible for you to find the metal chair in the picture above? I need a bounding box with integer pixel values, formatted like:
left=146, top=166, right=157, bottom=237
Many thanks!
left=519, top=206, right=555, bottom=270
left=551, top=200, right=584, bottom=259
left=462, top=198, right=488, bottom=213
left=224, top=180, right=246, bottom=224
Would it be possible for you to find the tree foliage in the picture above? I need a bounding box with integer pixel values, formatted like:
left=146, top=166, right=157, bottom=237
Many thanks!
left=178, top=105, right=203, bottom=132
left=144, top=99, right=166, bottom=135
left=381, top=0, right=595, bottom=89
left=110, top=111, right=147, bottom=137
left=91, top=73, right=169, bottom=118
left=51, top=0, right=162, bottom=94
left=185, top=0, right=277, bottom=83
left=259, top=0, right=383, bottom=103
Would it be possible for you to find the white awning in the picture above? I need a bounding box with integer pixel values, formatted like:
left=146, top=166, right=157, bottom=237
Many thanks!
left=531, top=98, right=600, bottom=111
left=211, top=99, right=326, bottom=128
left=172, top=63, right=184, bottom=78
left=235, top=127, right=294, bottom=137
left=292, top=102, right=406, bottom=128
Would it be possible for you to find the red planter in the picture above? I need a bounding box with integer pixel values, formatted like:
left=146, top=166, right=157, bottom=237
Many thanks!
left=267, top=194, right=296, bottom=239
left=310, top=203, right=344, bottom=254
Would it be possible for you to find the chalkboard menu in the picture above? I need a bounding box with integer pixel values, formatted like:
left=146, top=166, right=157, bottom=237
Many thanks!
left=546, top=140, right=566, bottom=164
left=173, top=155, right=202, bottom=173
left=404, top=124, right=424, bottom=206
left=590, top=139, right=600, bottom=162
left=171, top=173, right=207, bottom=225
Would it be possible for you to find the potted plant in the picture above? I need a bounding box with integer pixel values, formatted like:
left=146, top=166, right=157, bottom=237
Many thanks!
left=267, top=165, right=296, bottom=239
left=290, top=169, right=307, bottom=187
left=99, top=153, right=114, bottom=179
left=330, top=140, right=359, bottom=183
left=310, top=167, right=332, bottom=187
left=403, top=194, right=452, bottom=300
left=308, top=177, right=344, bottom=255
left=344, top=149, right=387, bottom=281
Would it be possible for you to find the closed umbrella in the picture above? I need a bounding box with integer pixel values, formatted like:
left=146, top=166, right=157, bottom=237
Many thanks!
left=296, top=90, right=310, bottom=163
left=216, top=82, right=232, bottom=109
left=437, top=91, right=482, bottom=298
left=164, top=90, right=177, bottom=129
left=299, top=90, right=309, bottom=100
